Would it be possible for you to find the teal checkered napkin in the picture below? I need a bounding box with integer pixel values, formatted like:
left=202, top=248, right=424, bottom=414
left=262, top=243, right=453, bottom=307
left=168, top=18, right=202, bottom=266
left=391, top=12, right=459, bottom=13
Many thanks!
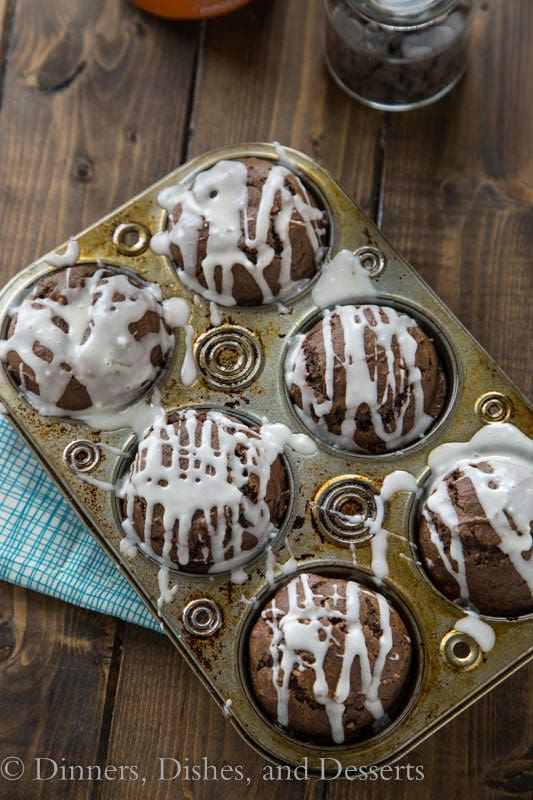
left=0, top=416, right=160, bottom=632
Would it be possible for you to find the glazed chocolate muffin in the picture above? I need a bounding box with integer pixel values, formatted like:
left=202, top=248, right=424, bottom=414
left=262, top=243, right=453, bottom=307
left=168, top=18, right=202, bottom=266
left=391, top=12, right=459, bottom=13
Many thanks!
left=419, top=457, right=533, bottom=617
left=0, top=266, right=174, bottom=414
left=249, top=573, right=412, bottom=744
left=120, top=408, right=290, bottom=574
left=151, top=157, right=328, bottom=306
left=285, top=304, right=447, bottom=454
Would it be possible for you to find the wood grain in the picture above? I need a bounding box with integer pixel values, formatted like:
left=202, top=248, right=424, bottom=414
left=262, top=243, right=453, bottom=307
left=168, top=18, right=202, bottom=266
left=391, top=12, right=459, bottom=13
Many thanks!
left=101, top=624, right=324, bottom=800
left=0, top=0, right=198, bottom=273
left=0, top=587, right=116, bottom=800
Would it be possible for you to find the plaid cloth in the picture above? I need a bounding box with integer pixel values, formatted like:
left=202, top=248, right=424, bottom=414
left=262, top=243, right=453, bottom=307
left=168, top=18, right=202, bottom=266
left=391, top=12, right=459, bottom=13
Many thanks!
left=0, top=416, right=160, bottom=632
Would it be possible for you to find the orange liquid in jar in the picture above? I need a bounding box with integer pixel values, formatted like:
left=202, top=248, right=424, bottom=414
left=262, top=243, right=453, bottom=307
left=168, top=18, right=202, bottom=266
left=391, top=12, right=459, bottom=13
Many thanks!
left=130, top=0, right=251, bottom=18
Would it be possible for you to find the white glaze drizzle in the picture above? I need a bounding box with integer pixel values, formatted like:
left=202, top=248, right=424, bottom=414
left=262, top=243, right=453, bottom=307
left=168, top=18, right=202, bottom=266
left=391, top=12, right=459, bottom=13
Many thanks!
left=209, top=301, right=222, bottom=326
left=264, top=544, right=299, bottom=586
left=311, top=249, right=377, bottom=308
left=222, top=698, right=233, bottom=718
left=119, top=409, right=315, bottom=593
left=151, top=159, right=325, bottom=306
left=322, top=470, right=417, bottom=581
left=423, top=452, right=533, bottom=601
left=0, top=270, right=178, bottom=416
left=272, top=141, right=298, bottom=171
left=264, top=574, right=395, bottom=743
left=45, top=238, right=80, bottom=268
left=455, top=612, right=496, bottom=653
left=285, top=304, right=434, bottom=452
left=0, top=270, right=195, bottom=418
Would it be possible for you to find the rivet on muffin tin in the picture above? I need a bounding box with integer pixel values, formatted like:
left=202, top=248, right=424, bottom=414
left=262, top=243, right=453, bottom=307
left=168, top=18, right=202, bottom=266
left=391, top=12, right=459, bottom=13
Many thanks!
left=182, top=599, right=223, bottom=638
left=63, top=440, right=101, bottom=474
left=312, top=475, right=378, bottom=545
left=440, top=630, right=482, bottom=672
left=112, top=222, right=151, bottom=256
left=353, top=245, right=387, bottom=278
left=475, top=391, right=513, bottom=424
left=195, top=325, right=264, bottom=391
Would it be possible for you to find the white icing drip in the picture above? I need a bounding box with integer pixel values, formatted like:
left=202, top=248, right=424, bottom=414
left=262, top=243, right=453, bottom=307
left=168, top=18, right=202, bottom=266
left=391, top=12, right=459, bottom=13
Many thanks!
left=231, top=567, right=248, bottom=585
left=209, top=301, right=222, bottom=326
left=285, top=304, right=434, bottom=452
left=77, top=474, right=114, bottom=492
left=427, top=423, right=533, bottom=476
left=311, top=249, right=377, bottom=308
left=222, top=698, right=233, bottom=718
left=45, top=238, right=80, bottom=268
left=73, top=386, right=165, bottom=438
left=162, top=296, right=196, bottom=386
left=120, top=410, right=310, bottom=581
left=264, top=545, right=299, bottom=586
left=455, top=612, right=496, bottom=653
left=259, top=419, right=318, bottom=456
left=0, top=269, right=179, bottom=416
left=424, top=452, right=533, bottom=600
left=157, top=566, right=178, bottom=610
left=264, top=574, right=395, bottom=743
left=119, top=536, right=138, bottom=559
left=272, top=141, right=298, bottom=171
left=265, top=546, right=276, bottom=586
left=151, top=159, right=325, bottom=306
left=370, top=471, right=418, bottom=581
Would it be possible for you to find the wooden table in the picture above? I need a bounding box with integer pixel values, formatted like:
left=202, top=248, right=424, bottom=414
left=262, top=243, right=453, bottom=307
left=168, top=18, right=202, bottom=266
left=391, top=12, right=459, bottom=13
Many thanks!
left=0, top=1, right=531, bottom=798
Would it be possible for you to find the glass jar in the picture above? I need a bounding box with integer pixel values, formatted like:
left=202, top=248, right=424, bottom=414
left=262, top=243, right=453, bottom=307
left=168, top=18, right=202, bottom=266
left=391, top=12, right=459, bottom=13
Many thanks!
left=324, top=0, right=476, bottom=110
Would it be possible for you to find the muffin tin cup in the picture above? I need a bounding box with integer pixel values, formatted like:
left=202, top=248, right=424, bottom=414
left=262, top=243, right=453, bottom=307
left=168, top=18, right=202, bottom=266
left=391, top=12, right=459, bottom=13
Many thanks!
left=0, top=142, right=531, bottom=770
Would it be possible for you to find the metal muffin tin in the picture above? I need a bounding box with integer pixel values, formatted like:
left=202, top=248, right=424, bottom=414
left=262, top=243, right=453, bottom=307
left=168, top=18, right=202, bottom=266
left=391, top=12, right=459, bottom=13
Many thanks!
left=0, top=142, right=531, bottom=771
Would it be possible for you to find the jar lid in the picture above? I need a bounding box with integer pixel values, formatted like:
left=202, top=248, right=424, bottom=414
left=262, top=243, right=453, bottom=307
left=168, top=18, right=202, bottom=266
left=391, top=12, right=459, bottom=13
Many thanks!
left=349, top=0, right=458, bottom=27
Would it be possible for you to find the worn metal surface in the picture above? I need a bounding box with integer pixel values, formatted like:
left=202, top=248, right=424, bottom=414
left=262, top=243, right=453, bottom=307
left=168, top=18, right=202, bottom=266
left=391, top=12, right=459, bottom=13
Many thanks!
left=0, top=143, right=530, bottom=772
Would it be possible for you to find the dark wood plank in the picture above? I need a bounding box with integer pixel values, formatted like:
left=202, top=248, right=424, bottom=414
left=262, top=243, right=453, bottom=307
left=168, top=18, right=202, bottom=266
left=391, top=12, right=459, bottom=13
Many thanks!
left=101, top=624, right=325, bottom=800
left=0, top=587, right=116, bottom=800
left=0, top=1, right=197, bottom=798
left=0, top=0, right=198, bottom=275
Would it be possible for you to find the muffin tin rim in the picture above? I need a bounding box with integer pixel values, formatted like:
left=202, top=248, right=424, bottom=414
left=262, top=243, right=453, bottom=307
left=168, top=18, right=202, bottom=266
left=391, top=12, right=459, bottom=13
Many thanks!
left=153, top=151, right=337, bottom=311
left=0, top=260, right=180, bottom=420
left=111, top=401, right=299, bottom=582
left=235, top=559, right=426, bottom=756
left=278, top=293, right=462, bottom=462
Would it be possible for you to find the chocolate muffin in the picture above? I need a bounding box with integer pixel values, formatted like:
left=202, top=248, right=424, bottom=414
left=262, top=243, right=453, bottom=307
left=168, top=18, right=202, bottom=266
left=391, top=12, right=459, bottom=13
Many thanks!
left=419, top=457, right=533, bottom=617
left=120, top=408, right=290, bottom=574
left=0, top=266, right=174, bottom=414
left=151, top=157, right=328, bottom=306
left=249, top=573, right=412, bottom=744
left=285, top=304, right=447, bottom=454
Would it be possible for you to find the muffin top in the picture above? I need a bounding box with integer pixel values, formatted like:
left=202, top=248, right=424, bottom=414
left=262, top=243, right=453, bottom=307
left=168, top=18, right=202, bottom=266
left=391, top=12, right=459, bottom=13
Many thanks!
left=151, top=157, right=327, bottom=306
left=120, top=408, right=290, bottom=574
left=0, top=266, right=174, bottom=414
left=285, top=304, right=447, bottom=453
left=249, top=572, right=412, bottom=744
left=419, top=456, right=533, bottom=616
